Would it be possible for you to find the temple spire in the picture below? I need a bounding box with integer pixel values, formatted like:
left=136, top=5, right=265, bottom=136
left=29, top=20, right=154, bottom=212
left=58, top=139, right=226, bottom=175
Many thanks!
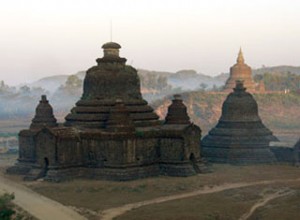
left=237, top=47, right=244, bottom=64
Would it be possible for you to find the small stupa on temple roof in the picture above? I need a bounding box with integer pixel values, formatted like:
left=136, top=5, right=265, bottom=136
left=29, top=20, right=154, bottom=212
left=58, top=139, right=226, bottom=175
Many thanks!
left=165, top=94, right=190, bottom=125
left=30, top=95, right=57, bottom=130
left=202, top=80, right=278, bottom=164
left=223, top=48, right=256, bottom=93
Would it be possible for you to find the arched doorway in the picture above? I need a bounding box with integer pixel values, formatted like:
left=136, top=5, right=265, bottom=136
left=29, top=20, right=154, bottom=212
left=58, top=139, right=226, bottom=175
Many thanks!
left=40, top=157, right=49, bottom=178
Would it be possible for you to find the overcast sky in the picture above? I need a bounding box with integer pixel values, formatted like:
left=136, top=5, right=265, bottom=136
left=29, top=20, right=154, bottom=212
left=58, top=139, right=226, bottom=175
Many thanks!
left=1, top=0, right=300, bottom=85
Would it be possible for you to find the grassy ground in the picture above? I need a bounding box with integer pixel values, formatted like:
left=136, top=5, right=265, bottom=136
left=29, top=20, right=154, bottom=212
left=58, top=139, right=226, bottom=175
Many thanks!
left=115, top=185, right=266, bottom=220
left=115, top=183, right=300, bottom=220
left=2, top=156, right=300, bottom=219
left=16, top=165, right=300, bottom=212
left=249, top=183, right=300, bottom=220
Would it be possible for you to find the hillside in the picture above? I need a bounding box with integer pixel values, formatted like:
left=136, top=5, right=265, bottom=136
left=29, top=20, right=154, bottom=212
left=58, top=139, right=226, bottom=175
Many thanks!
left=0, top=65, right=300, bottom=118
left=253, top=66, right=300, bottom=75
left=27, top=71, right=86, bottom=93
left=152, top=92, right=300, bottom=143
left=25, top=65, right=300, bottom=94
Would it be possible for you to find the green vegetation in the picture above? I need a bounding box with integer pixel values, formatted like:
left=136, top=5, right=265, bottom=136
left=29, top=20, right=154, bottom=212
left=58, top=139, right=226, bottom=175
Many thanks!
left=0, top=133, right=18, bottom=138
left=139, top=72, right=171, bottom=91
left=54, top=75, right=83, bottom=97
left=254, top=72, right=300, bottom=92
left=0, top=193, right=15, bottom=220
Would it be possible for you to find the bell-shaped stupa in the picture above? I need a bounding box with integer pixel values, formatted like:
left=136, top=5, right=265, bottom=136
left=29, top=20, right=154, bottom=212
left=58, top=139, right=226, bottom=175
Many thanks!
left=65, top=42, right=159, bottom=128
left=202, top=80, right=278, bottom=164
left=30, top=95, right=58, bottom=129
left=165, top=94, right=190, bottom=125
left=223, top=48, right=256, bottom=93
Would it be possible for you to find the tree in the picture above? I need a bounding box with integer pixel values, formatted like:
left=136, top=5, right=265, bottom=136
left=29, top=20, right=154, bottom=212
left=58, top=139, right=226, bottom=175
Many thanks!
left=19, top=85, right=30, bottom=95
left=0, top=81, right=10, bottom=94
left=0, top=193, right=15, bottom=220
left=65, top=75, right=82, bottom=89
left=199, top=83, right=208, bottom=91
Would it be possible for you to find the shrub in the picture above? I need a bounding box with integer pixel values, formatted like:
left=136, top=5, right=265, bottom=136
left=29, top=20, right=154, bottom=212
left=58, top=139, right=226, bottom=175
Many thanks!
left=0, top=193, right=15, bottom=220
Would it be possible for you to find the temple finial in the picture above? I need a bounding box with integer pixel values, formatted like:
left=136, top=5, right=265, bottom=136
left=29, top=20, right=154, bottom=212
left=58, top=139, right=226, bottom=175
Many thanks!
left=237, top=47, right=244, bottom=64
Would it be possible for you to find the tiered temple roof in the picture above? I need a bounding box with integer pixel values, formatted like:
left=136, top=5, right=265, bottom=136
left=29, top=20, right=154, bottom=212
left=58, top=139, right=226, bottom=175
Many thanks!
left=65, top=42, right=159, bottom=128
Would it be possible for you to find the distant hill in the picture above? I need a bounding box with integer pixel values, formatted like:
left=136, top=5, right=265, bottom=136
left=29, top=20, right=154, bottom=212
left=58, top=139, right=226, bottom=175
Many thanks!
left=28, top=75, right=69, bottom=93
left=253, top=66, right=300, bottom=75
left=0, top=65, right=299, bottom=119
left=23, top=65, right=300, bottom=95
left=168, top=70, right=224, bottom=90
left=28, top=71, right=86, bottom=93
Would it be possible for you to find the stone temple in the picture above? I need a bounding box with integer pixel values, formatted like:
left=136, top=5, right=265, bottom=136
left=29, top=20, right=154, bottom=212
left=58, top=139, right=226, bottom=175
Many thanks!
left=202, top=80, right=278, bottom=164
left=223, top=49, right=256, bottom=93
left=7, top=42, right=206, bottom=181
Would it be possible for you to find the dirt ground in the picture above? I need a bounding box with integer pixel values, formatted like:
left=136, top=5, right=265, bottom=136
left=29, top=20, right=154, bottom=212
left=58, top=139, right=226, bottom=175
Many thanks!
left=114, top=182, right=300, bottom=220
left=0, top=174, right=87, bottom=220
left=0, top=126, right=299, bottom=220
left=2, top=161, right=299, bottom=220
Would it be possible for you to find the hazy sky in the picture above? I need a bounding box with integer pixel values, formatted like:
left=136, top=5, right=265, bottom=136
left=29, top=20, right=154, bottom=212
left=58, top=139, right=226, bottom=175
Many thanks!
left=1, top=0, right=300, bottom=85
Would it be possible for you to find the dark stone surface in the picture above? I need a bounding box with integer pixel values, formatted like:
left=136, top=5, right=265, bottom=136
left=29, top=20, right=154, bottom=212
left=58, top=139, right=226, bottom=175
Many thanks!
left=30, top=95, right=57, bottom=129
left=295, top=139, right=300, bottom=164
left=165, top=94, right=190, bottom=125
left=7, top=42, right=206, bottom=181
left=271, top=147, right=295, bottom=164
left=105, top=99, right=135, bottom=133
left=202, top=81, right=278, bottom=164
left=64, top=43, right=159, bottom=128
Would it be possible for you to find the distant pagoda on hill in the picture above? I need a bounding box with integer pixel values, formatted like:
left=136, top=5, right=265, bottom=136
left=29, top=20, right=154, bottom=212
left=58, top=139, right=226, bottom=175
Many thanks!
left=223, top=48, right=256, bottom=93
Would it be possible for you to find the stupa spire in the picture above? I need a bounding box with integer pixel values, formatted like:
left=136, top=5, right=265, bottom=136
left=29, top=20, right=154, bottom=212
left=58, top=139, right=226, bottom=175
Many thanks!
left=237, top=47, right=244, bottom=64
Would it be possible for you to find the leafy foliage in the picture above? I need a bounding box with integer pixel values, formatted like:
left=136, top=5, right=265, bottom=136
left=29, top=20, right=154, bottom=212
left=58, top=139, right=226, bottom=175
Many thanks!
left=0, top=193, right=15, bottom=220
left=139, top=73, right=171, bottom=91
left=254, top=72, right=300, bottom=92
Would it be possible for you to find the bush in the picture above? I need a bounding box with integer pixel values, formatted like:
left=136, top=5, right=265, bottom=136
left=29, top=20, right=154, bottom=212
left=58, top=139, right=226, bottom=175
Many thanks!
left=0, top=193, right=15, bottom=220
